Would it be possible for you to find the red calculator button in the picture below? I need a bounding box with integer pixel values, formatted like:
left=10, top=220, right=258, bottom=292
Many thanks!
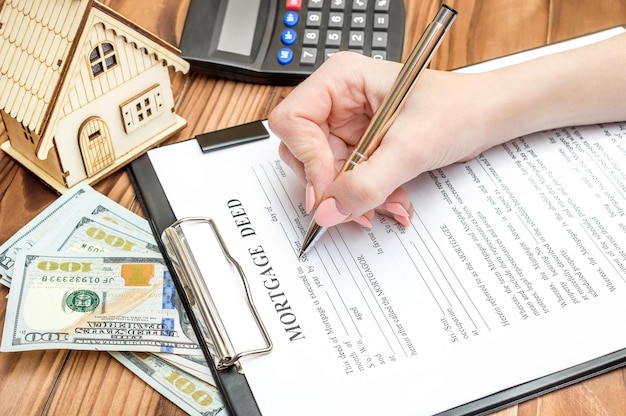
left=286, top=0, right=302, bottom=10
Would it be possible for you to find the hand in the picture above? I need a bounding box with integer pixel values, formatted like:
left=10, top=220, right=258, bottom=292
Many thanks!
left=271, top=33, right=626, bottom=228
left=269, top=51, right=496, bottom=228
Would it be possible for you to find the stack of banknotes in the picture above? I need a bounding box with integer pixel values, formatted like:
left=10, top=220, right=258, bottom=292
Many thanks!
left=0, top=183, right=227, bottom=416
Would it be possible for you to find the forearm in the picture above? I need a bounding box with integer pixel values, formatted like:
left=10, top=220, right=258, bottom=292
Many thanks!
left=480, top=33, right=626, bottom=147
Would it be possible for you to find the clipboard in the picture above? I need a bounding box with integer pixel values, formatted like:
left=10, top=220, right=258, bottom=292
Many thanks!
left=128, top=26, right=626, bottom=416
left=129, top=121, right=272, bottom=416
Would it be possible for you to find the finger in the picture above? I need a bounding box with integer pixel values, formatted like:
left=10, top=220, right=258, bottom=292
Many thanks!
left=379, top=187, right=413, bottom=227
left=269, top=84, right=341, bottom=207
left=278, top=142, right=306, bottom=185
left=324, top=134, right=419, bottom=220
left=269, top=53, right=403, bottom=205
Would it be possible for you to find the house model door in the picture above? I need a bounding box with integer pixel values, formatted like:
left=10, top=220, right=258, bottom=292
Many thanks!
left=79, top=117, right=115, bottom=177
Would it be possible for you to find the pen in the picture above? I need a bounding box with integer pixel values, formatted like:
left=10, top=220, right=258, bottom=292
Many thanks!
left=298, top=4, right=457, bottom=258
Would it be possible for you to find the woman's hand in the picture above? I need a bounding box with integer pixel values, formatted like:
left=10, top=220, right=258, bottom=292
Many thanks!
left=269, top=51, right=495, bottom=227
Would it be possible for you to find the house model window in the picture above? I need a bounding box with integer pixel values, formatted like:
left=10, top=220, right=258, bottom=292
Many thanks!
left=120, top=85, right=165, bottom=133
left=90, top=42, right=118, bottom=77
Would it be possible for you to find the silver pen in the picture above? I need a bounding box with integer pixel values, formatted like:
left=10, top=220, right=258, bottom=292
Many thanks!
left=298, top=4, right=457, bottom=258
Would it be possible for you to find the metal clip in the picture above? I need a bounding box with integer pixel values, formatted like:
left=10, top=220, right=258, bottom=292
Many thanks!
left=162, top=217, right=272, bottom=371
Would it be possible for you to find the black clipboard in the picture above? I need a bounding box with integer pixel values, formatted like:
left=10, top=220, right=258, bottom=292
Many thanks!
left=129, top=121, right=271, bottom=416
left=128, top=26, right=626, bottom=416
left=128, top=121, right=626, bottom=416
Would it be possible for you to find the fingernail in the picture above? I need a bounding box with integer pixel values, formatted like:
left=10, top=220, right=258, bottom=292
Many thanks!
left=305, top=182, right=315, bottom=214
left=353, top=215, right=372, bottom=228
left=315, top=197, right=350, bottom=227
left=385, top=202, right=409, bottom=217
left=394, top=214, right=411, bottom=228
left=386, top=202, right=410, bottom=227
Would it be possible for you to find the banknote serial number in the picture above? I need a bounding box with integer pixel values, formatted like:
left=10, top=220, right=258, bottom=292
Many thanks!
left=40, top=276, right=114, bottom=284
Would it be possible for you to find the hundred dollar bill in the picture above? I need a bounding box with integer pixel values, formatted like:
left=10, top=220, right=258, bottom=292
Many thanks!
left=90, top=203, right=155, bottom=243
left=110, top=352, right=227, bottom=416
left=155, top=352, right=215, bottom=385
left=0, top=184, right=156, bottom=286
left=1, top=251, right=200, bottom=354
left=0, top=183, right=96, bottom=286
left=36, top=215, right=160, bottom=255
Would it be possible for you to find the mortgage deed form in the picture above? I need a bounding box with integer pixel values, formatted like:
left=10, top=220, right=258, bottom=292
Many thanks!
left=146, top=110, right=626, bottom=416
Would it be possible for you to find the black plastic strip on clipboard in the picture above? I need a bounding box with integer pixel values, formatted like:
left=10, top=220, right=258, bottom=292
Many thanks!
left=196, top=120, right=270, bottom=152
left=128, top=151, right=262, bottom=416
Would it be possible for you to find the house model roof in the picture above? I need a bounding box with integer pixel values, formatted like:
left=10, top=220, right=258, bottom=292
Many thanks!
left=0, top=0, right=189, bottom=159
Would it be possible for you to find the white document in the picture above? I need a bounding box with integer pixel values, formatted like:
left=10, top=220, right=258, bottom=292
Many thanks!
left=145, top=26, right=626, bottom=415
left=146, top=117, right=626, bottom=415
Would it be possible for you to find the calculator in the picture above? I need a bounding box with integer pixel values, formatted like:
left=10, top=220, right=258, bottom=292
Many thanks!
left=179, top=0, right=406, bottom=85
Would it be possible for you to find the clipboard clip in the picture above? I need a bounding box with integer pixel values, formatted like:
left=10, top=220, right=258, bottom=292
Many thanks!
left=162, top=217, right=273, bottom=372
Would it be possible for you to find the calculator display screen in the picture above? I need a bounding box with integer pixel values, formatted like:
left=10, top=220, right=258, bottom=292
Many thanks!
left=217, top=0, right=261, bottom=56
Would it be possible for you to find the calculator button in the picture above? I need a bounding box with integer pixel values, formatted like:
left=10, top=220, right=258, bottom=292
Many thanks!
left=349, top=31, right=365, bottom=48
left=326, top=30, right=342, bottom=47
left=277, top=48, right=294, bottom=65
left=373, top=13, right=389, bottom=29
left=281, top=29, right=297, bottom=46
left=330, top=0, right=345, bottom=10
left=349, top=49, right=364, bottom=55
left=352, top=0, right=368, bottom=11
left=303, top=29, right=320, bottom=46
left=325, top=49, right=339, bottom=60
left=374, top=0, right=390, bottom=12
left=328, top=12, right=344, bottom=28
left=308, top=0, right=324, bottom=9
left=306, top=11, right=322, bottom=27
left=300, top=48, right=318, bottom=65
left=351, top=13, right=366, bottom=29
left=283, top=11, right=300, bottom=27
left=372, top=32, right=388, bottom=49
left=371, top=50, right=387, bottom=60
left=286, top=0, right=302, bottom=10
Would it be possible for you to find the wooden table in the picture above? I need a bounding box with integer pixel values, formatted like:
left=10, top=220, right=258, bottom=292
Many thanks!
left=0, top=1, right=625, bottom=414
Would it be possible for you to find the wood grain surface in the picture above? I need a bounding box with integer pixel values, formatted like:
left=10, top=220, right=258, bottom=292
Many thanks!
left=0, top=1, right=625, bottom=415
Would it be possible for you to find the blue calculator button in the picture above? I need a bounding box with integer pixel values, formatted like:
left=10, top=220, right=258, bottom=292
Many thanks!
left=277, top=48, right=294, bottom=65
left=284, top=11, right=299, bottom=27
left=281, top=29, right=297, bottom=45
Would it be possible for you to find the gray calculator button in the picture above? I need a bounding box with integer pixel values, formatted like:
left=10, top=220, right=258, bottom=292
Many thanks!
left=349, top=31, right=365, bottom=48
left=371, top=32, right=388, bottom=49
left=303, top=29, right=320, bottom=46
left=330, top=0, right=345, bottom=10
left=373, top=13, right=389, bottom=29
left=374, top=0, right=390, bottom=12
left=325, top=49, right=339, bottom=60
left=371, top=50, right=387, bottom=60
left=351, top=13, right=366, bottom=28
left=326, top=30, right=342, bottom=46
left=328, top=12, right=344, bottom=28
left=307, top=11, right=323, bottom=27
left=308, top=0, right=324, bottom=9
left=300, top=48, right=318, bottom=65
left=352, top=0, right=368, bottom=11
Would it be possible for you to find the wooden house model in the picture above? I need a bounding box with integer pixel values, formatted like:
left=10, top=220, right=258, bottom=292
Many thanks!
left=0, top=0, right=190, bottom=193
